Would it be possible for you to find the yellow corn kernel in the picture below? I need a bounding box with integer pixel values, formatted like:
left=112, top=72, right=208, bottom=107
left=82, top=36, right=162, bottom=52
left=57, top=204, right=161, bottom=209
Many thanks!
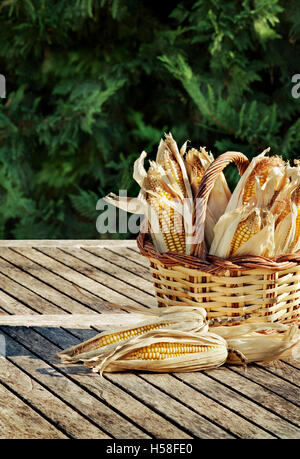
left=147, top=194, right=186, bottom=253
left=163, top=150, right=187, bottom=197
left=124, top=342, right=219, bottom=360
left=145, top=168, right=186, bottom=253
left=242, top=157, right=284, bottom=205
left=73, top=322, right=172, bottom=356
left=184, top=149, right=207, bottom=196
left=229, top=211, right=261, bottom=255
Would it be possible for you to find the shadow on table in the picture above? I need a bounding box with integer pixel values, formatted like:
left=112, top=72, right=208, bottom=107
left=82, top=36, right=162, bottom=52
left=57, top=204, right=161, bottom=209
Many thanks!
left=0, top=324, right=98, bottom=361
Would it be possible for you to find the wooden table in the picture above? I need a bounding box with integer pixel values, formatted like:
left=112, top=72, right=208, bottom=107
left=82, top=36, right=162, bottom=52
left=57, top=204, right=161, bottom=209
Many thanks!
left=0, top=240, right=299, bottom=439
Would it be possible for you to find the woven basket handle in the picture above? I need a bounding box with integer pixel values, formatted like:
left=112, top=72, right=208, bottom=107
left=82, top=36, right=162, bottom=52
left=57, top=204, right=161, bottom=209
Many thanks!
left=191, top=151, right=250, bottom=258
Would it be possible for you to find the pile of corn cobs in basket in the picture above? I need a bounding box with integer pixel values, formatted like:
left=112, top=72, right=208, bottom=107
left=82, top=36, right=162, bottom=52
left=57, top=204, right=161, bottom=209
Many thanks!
left=58, top=133, right=300, bottom=374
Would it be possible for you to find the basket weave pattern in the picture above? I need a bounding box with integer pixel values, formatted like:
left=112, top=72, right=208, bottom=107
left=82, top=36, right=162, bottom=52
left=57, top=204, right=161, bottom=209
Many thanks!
left=137, top=151, right=300, bottom=326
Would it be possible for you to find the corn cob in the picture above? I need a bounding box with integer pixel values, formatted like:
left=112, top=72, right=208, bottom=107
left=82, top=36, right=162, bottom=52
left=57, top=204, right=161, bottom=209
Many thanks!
left=144, top=165, right=186, bottom=253
left=157, top=133, right=193, bottom=201
left=210, top=206, right=275, bottom=258
left=124, top=342, right=220, bottom=360
left=86, top=329, right=228, bottom=374
left=163, top=148, right=187, bottom=198
left=241, top=157, right=285, bottom=205
left=225, top=149, right=285, bottom=214
left=229, top=209, right=261, bottom=255
left=57, top=306, right=208, bottom=364
left=273, top=184, right=300, bottom=254
left=184, top=148, right=209, bottom=196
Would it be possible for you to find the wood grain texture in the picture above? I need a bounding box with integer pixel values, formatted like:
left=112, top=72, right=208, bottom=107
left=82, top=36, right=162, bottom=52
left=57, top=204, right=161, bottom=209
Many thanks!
left=0, top=240, right=299, bottom=439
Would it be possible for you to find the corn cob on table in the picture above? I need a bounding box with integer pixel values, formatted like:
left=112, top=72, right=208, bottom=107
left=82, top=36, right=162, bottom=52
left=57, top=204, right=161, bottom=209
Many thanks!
left=0, top=239, right=299, bottom=439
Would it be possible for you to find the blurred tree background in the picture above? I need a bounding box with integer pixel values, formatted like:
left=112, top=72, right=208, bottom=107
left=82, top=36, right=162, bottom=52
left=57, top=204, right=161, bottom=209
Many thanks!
left=0, top=0, right=299, bottom=239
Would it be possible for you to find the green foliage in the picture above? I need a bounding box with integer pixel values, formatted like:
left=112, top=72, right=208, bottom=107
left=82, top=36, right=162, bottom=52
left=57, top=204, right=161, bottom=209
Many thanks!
left=0, top=0, right=299, bottom=239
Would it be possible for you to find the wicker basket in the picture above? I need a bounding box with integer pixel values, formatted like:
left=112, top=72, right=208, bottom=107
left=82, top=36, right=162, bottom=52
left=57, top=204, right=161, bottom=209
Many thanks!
left=137, top=151, right=300, bottom=327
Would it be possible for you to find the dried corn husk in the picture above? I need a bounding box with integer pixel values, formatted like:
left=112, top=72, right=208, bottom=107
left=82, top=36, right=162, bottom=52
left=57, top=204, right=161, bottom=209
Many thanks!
left=209, top=206, right=275, bottom=258
left=85, top=329, right=228, bottom=374
left=156, top=133, right=194, bottom=252
left=184, top=147, right=231, bottom=248
left=225, top=149, right=285, bottom=212
left=57, top=306, right=208, bottom=364
left=104, top=134, right=194, bottom=255
left=157, top=133, right=194, bottom=202
left=214, top=322, right=300, bottom=364
left=254, top=165, right=287, bottom=210
left=273, top=201, right=297, bottom=255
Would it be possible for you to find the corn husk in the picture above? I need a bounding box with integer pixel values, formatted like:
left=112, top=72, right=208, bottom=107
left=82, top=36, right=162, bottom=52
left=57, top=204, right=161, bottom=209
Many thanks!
left=184, top=147, right=231, bottom=248
left=209, top=206, right=275, bottom=258
left=85, top=329, right=228, bottom=374
left=157, top=133, right=194, bottom=202
left=225, top=149, right=286, bottom=212
left=273, top=201, right=297, bottom=255
left=57, top=306, right=208, bottom=364
left=254, top=165, right=287, bottom=210
left=104, top=134, right=194, bottom=255
left=157, top=133, right=194, bottom=252
left=214, top=322, right=300, bottom=364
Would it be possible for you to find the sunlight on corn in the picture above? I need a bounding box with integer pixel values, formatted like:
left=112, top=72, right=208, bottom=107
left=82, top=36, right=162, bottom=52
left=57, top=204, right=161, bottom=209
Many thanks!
left=124, top=342, right=219, bottom=360
left=85, top=329, right=228, bottom=374
left=214, top=322, right=300, bottom=364
left=209, top=207, right=275, bottom=258
left=229, top=209, right=261, bottom=255
left=57, top=306, right=208, bottom=364
left=241, top=156, right=285, bottom=205
left=104, top=136, right=300, bottom=260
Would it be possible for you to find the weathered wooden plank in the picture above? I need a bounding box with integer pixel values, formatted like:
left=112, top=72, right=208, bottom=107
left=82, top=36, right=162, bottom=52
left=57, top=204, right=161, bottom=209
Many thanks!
left=228, top=365, right=299, bottom=406
left=85, top=247, right=154, bottom=283
left=5, top=315, right=288, bottom=440
left=62, top=247, right=155, bottom=297
left=12, top=248, right=121, bottom=313
left=0, top=271, right=61, bottom=315
left=52, top=332, right=231, bottom=439
left=39, top=247, right=156, bottom=308
left=0, top=289, right=36, bottom=315
left=109, top=246, right=151, bottom=269
left=0, top=382, right=67, bottom=439
left=34, top=325, right=233, bottom=439
left=0, top=248, right=100, bottom=315
left=257, top=360, right=300, bottom=387
left=139, top=373, right=274, bottom=439
left=0, top=239, right=298, bottom=441
left=32, top=325, right=192, bottom=439
left=33, top=248, right=149, bottom=309
left=1, top=326, right=149, bottom=439
left=0, top=240, right=137, bottom=248
left=178, top=370, right=300, bottom=439
left=201, top=367, right=300, bottom=437
left=0, top=354, right=110, bottom=439
left=0, top=312, right=159, bottom=329
left=282, top=357, right=300, bottom=370
left=2, top=325, right=195, bottom=439
left=107, top=372, right=234, bottom=439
